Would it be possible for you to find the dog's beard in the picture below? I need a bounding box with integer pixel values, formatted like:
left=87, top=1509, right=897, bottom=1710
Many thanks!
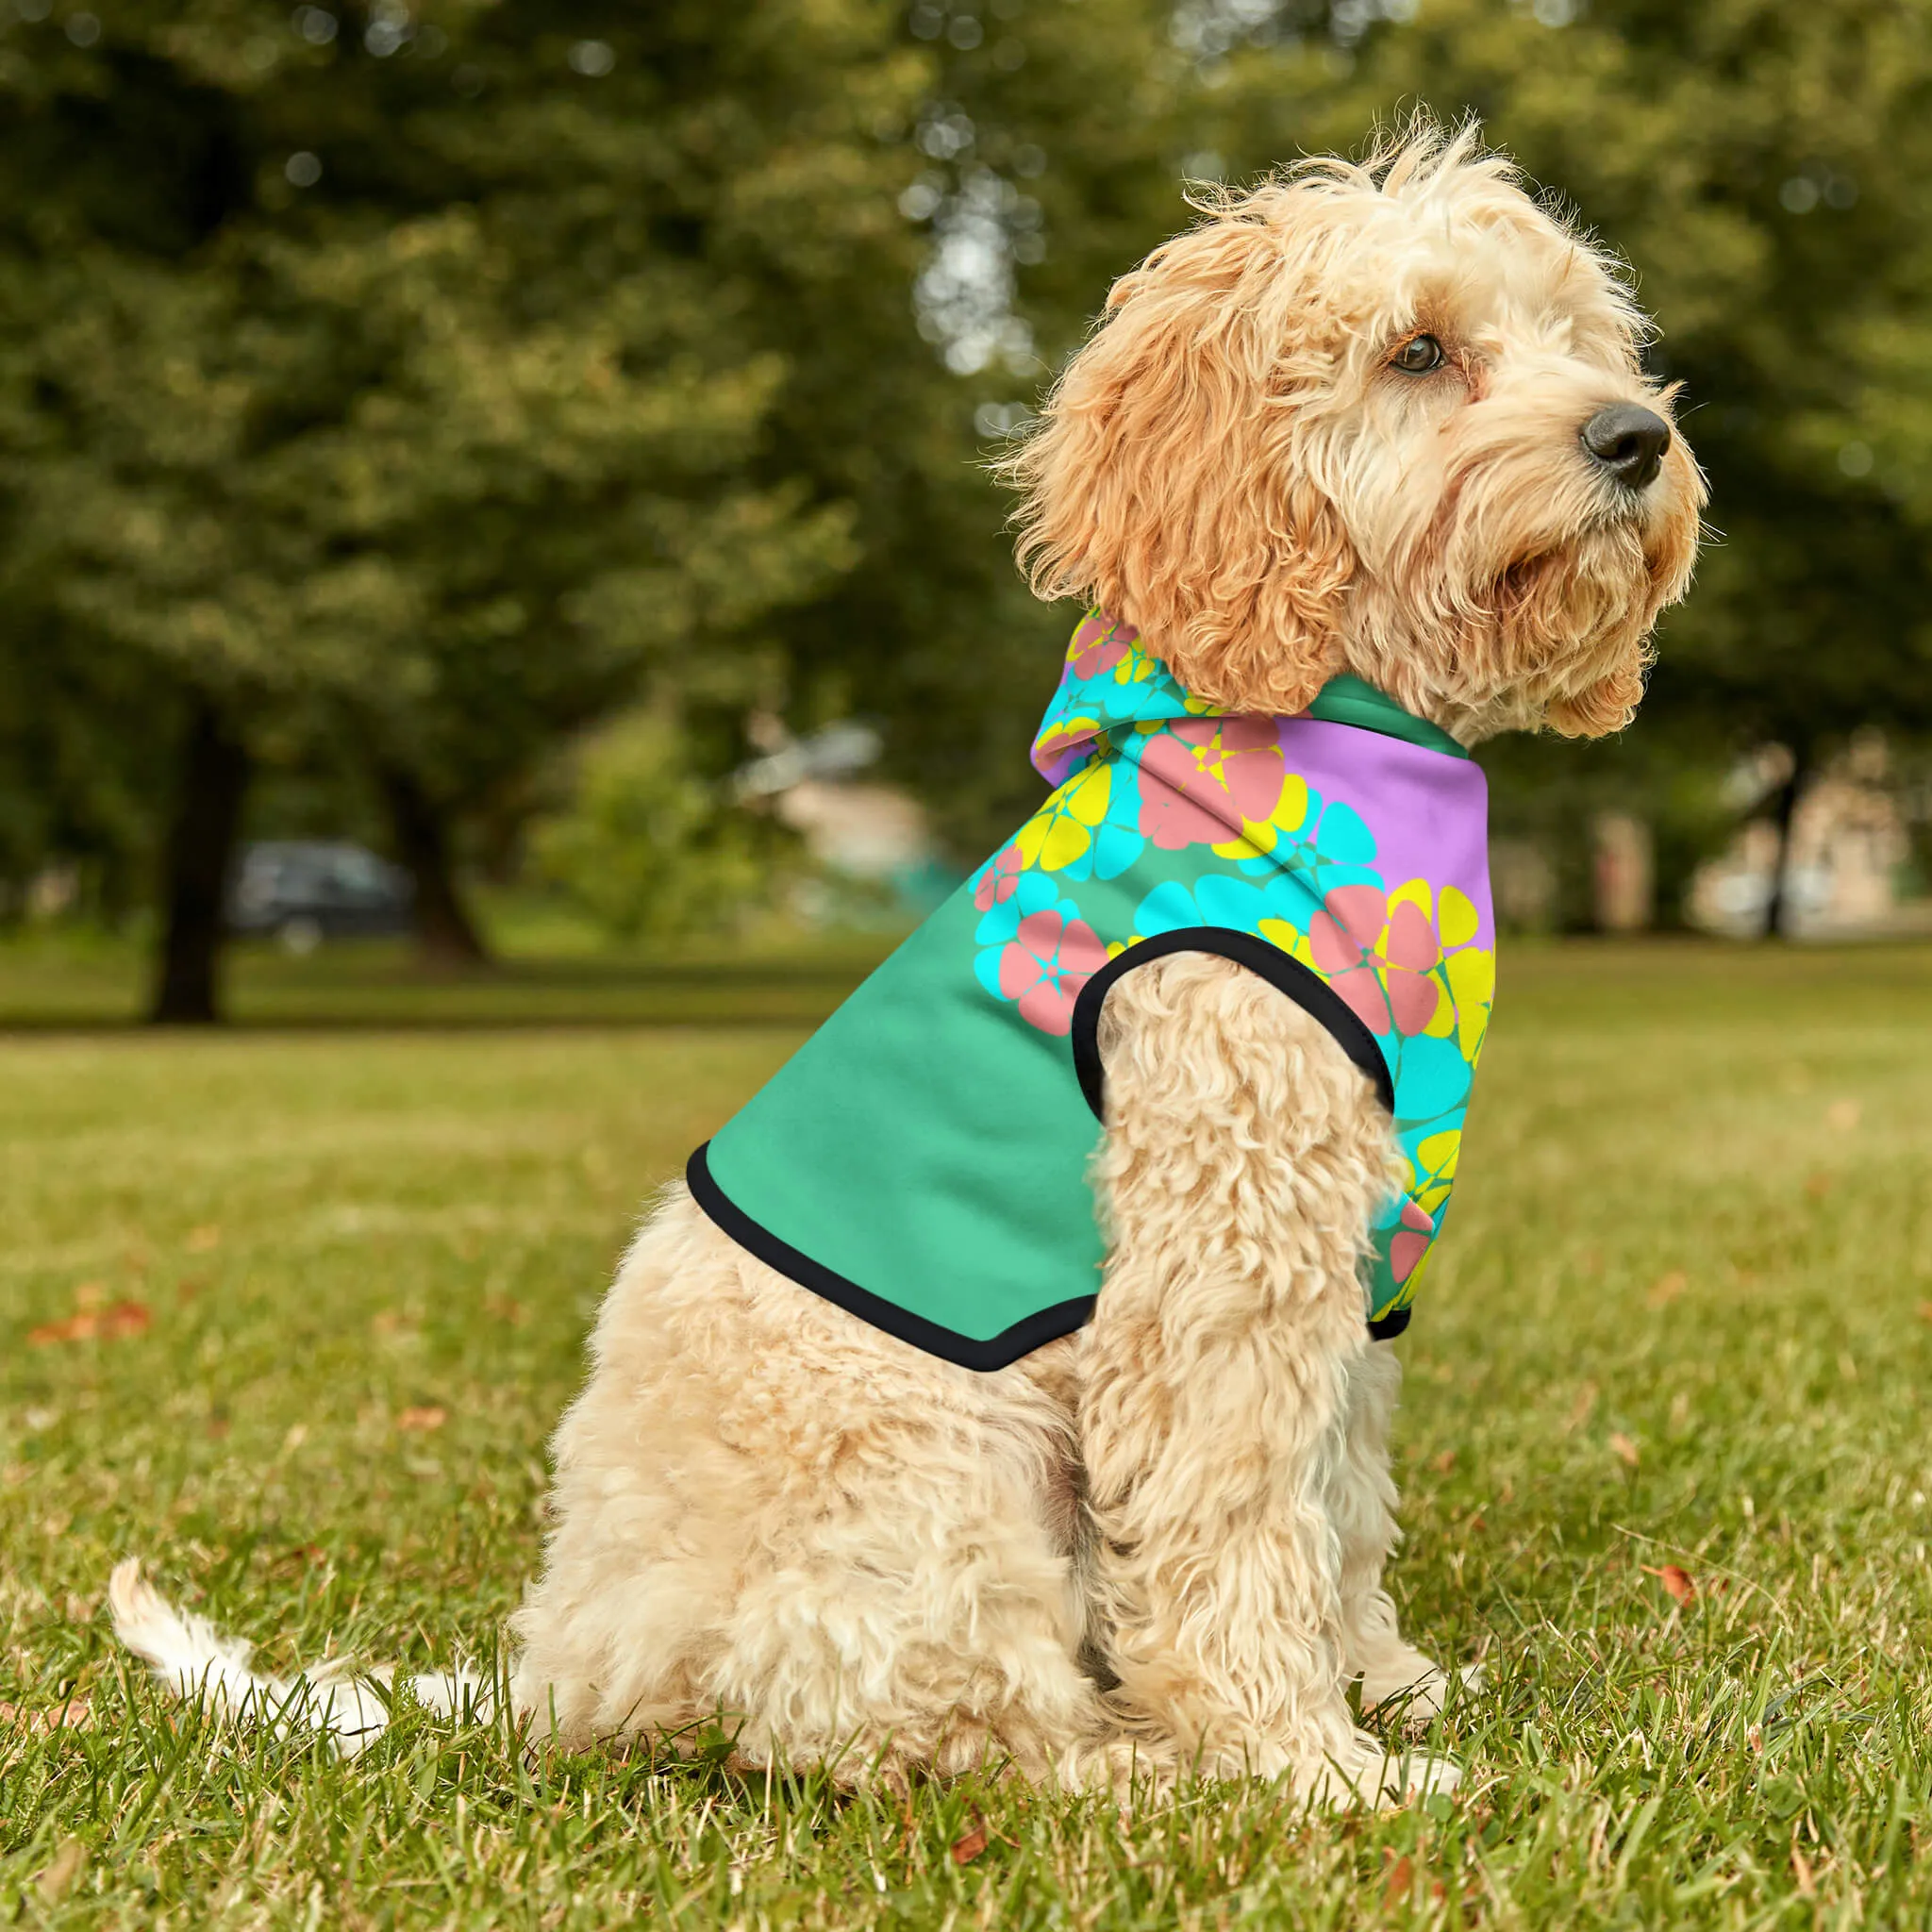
left=1338, top=382, right=1701, bottom=738
left=1352, top=472, right=1696, bottom=739
left=1490, top=522, right=1660, bottom=736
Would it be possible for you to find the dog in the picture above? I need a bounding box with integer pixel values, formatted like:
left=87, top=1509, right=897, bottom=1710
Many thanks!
left=112, top=120, right=1703, bottom=1807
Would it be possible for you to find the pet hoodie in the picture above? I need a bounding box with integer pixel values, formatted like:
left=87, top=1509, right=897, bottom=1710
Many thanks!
left=690, top=609, right=1496, bottom=1372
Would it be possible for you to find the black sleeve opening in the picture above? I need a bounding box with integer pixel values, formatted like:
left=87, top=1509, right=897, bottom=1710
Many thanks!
left=1069, top=925, right=1396, bottom=1123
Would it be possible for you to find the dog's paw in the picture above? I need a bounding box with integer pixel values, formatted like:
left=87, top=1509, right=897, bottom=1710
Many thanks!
left=1300, top=1732, right=1461, bottom=1809
left=1360, top=1656, right=1483, bottom=1727
left=1376, top=1748, right=1461, bottom=1803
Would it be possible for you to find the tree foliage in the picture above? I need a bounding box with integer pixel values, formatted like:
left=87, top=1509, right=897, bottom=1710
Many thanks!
left=5, top=0, right=1931, bottom=984
left=531, top=708, right=786, bottom=942
left=0, top=0, right=923, bottom=1004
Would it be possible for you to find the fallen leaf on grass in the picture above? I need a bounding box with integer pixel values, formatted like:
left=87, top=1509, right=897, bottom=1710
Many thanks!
left=37, top=1838, right=86, bottom=1903
left=1608, top=1431, right=1641, bottom=1469
left=484, top=1294, right=527, bottom=1326
left=28, top=1314, right=90, bottom=1346
left=0, top=1696, right=92, bottom=1737
left=396, top=1406, right=447, bottom=1433
left=1383, top=1854, right=1414, bottom=1906
left=1918, top=1302, right=1932, bottom=1324
left=1824, top=1098, right=1860, bottom=1134
left=186, top=1224, right=221, bottom=1252
left=1804, top=1172, right=1834, bottom=1202
left=1643, top=1563, right=1696, bottom=1607
left=27, top=1302, right=151, bottom=1346
left=950, top=1821, right=989, bottom=1866
left=1647, top=1271, right=1688, bottom=1308
left=1431, top=1450, right=1457, bottom=1474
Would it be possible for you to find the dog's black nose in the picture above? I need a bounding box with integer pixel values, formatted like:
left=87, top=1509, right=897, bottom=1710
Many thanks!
left=1581, top=404, right=1672, bottom=491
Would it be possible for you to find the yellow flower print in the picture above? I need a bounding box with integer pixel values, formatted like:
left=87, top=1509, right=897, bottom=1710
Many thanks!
left=1257, top=916, right=1318, bottom=971
left=1015, top=761, right=1112, bottom=873
left=1407, top=1129, right=1460, bottom=1216
left=1033, top=711, right=1104, bottom=775
left=1217, top=771, right=1312, bottom=860
left=1445, top=945, right=1493, bottom=1060
left=1439, top=886, right=1480, bottom=947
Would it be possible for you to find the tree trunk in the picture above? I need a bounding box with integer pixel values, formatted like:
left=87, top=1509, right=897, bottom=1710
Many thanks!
left=378, top=763, right=491, bottom=969
left=1761, top=744, right=1810, bottom=941
left=149, top=698, right=251, bottom=1024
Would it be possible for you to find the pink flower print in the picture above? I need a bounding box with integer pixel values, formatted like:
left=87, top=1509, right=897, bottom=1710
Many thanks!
left=1310, top=884, right=1389, bottom=1030
left=974, top=843, right=1025, bottom=911
left=1136, top=718, right=1287, bottom=850
left=1380, top=896, right=1441, bottom=1029
left=997, top=907, right=1108, bottom=1035
left=1310, top=884, right=1384, bottom=962
left=1068, top=610, right=1138, bottom=680
left=1309, top=885, right=1441, bottom=1036
left=1389, top=1197, right=1436, bottom=1285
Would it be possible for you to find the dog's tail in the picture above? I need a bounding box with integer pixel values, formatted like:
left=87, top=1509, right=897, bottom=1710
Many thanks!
left=108, top=1558, right=492, bottom=1758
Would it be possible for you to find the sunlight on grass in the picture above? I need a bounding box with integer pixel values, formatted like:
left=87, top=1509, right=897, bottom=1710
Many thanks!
left=3, top=941, right=1930, bottom=1926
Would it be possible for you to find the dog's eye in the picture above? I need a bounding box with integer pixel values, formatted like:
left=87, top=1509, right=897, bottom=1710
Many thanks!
left=1391, top=334, right=1445, bottom=375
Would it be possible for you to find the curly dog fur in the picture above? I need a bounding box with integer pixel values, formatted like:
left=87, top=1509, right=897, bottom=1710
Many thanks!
left=113, top=120, right=1703, bottom=1807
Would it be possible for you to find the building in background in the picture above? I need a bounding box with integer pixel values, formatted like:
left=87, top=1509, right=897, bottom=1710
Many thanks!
left=735, top=722, right=958, bottom=923
left=1689, top=734, right=1927, bottom=938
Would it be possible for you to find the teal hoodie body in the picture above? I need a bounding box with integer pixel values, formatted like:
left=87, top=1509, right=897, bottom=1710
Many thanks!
left=691, top=611, right=1497, bottom=1371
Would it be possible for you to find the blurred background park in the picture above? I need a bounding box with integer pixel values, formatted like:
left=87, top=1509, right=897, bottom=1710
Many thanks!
left=4, top=0, right=1932, bottom=1024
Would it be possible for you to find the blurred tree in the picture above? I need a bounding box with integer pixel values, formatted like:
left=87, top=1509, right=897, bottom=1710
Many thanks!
left=759, top=0, right=1198, bottom=858
left=0, top=0, right=904, bottom=1013
left=0, top=609, right=175, bottom=928
left=530, top=708, right=788, bottom=942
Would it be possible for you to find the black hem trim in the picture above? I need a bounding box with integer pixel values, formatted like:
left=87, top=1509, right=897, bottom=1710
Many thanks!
left=1367, top=1306, right=1411, bottom=1341
left=1069, top=926, right=1396, bottom=1122
left=686, top=1142, right=1098, bottom=1373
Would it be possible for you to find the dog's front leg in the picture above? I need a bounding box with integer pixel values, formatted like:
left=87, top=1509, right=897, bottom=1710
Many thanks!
left=1079, top=952, right=1456, bottom=1805
left=1331, top=1344, right=1463, bottom=1722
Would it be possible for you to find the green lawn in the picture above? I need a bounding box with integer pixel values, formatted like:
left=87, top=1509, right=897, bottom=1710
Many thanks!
left=3, top=940, right=1930, bottom=1928
left=0, top=923, right=907, bottom=1031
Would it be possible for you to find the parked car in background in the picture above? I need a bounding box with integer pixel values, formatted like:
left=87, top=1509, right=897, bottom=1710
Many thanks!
left=227, top=841, right=414, bottom=952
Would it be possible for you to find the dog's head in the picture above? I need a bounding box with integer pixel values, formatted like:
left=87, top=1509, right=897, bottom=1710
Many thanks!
left=1006, top=121, right=1705, bottom=741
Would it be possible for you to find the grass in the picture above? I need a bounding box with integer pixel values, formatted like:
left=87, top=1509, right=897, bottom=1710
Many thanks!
left=0, top=920, right=907, bottom=1031
left=3, top=937, right=1931, bottom=1928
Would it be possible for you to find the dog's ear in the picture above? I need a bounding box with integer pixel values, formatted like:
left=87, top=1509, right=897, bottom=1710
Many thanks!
left=1005, top=199, right=1354, bottom=715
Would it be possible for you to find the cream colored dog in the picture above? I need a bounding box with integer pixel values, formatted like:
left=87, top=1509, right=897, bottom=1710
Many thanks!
left=112, top=124, right=1702, bottom=1807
